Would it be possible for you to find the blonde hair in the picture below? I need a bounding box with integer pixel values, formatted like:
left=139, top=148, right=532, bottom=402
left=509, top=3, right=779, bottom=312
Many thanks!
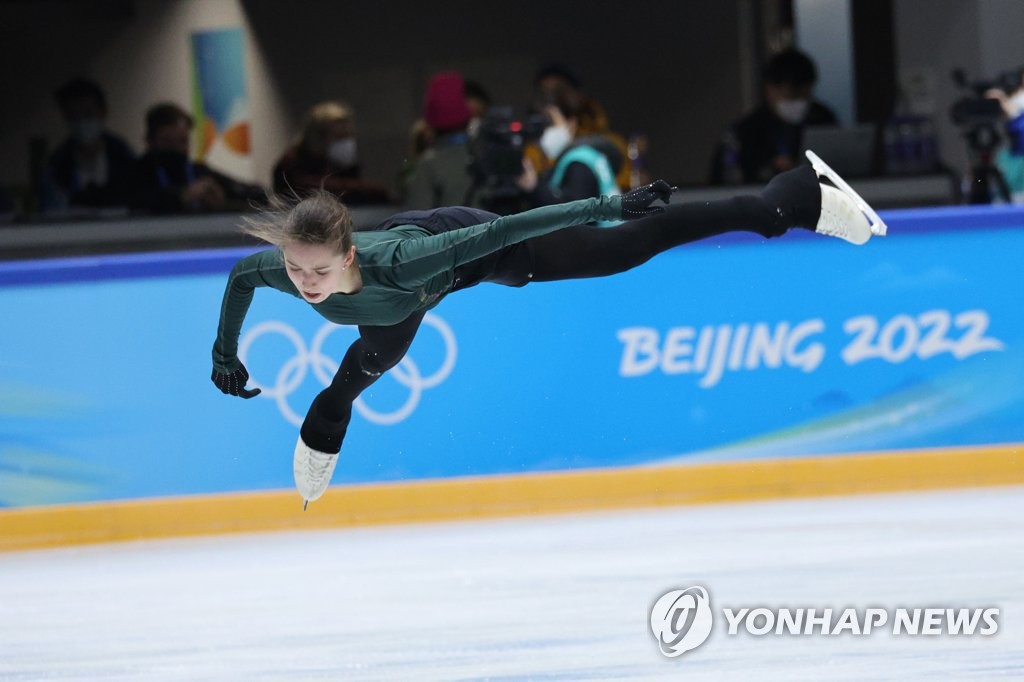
left=242, top=189, right=354, bottom=254
left=298, top=101, right=353, bottom=157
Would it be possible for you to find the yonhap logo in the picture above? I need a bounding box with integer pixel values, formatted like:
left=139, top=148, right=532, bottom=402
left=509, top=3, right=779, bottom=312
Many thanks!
left=650, top=586, right=713, bottom=657
left=238, top=313, right=457, bottom=426
left=648, top=584, right=999, bottom=660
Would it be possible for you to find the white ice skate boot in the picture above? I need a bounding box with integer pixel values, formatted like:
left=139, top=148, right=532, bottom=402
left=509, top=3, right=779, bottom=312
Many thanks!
left=805, top=149, right=887, bottom=245
left=293, top=436, right=339, bottom=510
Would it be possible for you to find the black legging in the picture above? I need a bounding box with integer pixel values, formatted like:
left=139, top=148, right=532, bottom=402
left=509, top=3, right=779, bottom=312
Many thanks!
left=300, top=166, right=821, bottom=452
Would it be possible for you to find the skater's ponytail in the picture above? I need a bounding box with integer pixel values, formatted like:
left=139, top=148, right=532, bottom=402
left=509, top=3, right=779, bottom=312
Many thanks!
left=242, top=189, right=354, bottom=254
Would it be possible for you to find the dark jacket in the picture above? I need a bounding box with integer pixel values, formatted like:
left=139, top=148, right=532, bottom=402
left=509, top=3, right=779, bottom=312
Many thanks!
left=47, top=132, right=137, bottom=207
left=712, top=101, right=838, bottom=184
left=132, top=150, right=264, bottom=213
left=273, top=146, right=390, bottom=204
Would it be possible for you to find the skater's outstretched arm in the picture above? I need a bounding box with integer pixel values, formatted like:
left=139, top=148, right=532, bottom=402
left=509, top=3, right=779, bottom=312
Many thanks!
left=211, top=250, right=294, bottom=397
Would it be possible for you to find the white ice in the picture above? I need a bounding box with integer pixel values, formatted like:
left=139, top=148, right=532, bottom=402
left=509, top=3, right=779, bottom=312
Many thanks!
left=1, top=486, right=1022, bottom=681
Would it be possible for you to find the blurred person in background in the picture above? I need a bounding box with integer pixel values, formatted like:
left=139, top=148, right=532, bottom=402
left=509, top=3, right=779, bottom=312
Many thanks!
left=524, top=63, right=632, bottom=191
left=986, top=68, right=1024, bottom=203
left=273, top=101, right=390, bottom=204
left=517, top=84, right=623, bottom=209
left=46, top=78, right=136, bottom=210
left=404, top=71, right=475, bottom=209
left=132, top=102, right=264, bottom=213
left=711, top=48, right=837, bottom=184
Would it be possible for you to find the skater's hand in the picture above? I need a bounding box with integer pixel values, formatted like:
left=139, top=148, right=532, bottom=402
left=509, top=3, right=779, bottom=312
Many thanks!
left=620, top=180, right=676, bottom=219
left=211, top=364, right=262, bottom=399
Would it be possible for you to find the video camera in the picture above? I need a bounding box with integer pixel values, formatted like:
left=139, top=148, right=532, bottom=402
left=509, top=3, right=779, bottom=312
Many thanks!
left=950, top=68, right=1023, bottom=148
left=949, top=67, right=1023, bottom=203
left=467, top=106, right=547, bottom=213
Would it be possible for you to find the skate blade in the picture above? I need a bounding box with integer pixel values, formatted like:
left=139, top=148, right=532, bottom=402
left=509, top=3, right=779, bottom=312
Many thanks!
left=303, top=499, right=309, bottom=512
left=805, top=150, right=888, bottom=237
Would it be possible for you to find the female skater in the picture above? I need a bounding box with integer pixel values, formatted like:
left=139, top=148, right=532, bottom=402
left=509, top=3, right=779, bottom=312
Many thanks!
left=212, top=151, right=885, bottom=508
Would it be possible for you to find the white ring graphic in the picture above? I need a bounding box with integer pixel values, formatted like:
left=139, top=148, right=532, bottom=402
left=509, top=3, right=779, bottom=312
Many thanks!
left=239, top=314, right=457, bottom=427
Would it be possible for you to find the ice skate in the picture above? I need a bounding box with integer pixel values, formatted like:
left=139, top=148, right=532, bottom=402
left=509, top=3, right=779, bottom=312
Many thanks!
left=293, top=436, right=339, bottom=510
left=805, top=149, right=887, bottom=244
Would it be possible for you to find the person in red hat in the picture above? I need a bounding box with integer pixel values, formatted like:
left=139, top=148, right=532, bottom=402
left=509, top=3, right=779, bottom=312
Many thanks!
left=404, top=72, right=476, bottom=209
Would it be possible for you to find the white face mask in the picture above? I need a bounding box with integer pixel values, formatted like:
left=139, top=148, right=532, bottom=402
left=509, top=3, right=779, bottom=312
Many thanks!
left=774, top=98, right=810, bottom=125
left=1007, top=90, right=1024, bottom=119
left=327, top=138, right=357, bottom=168
left=540, top=125, right=572, bottom=160
left=73, top=118, right=103, bottom=145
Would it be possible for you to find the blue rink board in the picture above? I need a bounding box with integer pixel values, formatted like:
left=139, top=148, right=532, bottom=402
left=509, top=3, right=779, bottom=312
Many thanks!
left=1, top=205, right=1022, bottom=506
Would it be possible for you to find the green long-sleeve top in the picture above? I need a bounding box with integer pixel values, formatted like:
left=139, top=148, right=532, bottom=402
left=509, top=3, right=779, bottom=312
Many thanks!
left=212, top=194, right=624, bottom=372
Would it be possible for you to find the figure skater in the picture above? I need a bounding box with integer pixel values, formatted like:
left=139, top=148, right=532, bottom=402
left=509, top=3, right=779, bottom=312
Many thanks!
left=212, top=151, right=886, bottom=508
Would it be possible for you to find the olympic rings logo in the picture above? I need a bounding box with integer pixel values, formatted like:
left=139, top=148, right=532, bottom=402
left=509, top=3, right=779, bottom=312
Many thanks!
left=238, top=313, right=457, bottom=427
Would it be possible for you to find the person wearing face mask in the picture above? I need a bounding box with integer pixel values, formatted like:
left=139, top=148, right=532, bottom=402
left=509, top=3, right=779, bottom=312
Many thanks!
left=986, top=70, right=1024, bottom=203
left=46, top=78, right=137, bottom=211
left=273, top=101, right=390, bottom=204
left=132, top=103, right=265, bottom=214
left=518, top=85, right=624, bottom=211
left=711, top=49, right=838, bottom=185
left=524, top=64, right=633, bottom=192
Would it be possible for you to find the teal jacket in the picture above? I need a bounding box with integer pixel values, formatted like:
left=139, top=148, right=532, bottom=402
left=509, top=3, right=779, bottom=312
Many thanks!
left=213, top=195, right=624, bottom=371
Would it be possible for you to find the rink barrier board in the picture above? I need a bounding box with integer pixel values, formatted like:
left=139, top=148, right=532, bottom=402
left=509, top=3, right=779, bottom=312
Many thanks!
left=0, top=443, right=1020, bottom=552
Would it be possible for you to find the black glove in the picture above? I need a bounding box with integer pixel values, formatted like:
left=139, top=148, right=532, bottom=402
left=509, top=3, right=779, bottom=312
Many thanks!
left=620, top=180, right=676, bottom=219
left=211, top=364, right=262, bottom=399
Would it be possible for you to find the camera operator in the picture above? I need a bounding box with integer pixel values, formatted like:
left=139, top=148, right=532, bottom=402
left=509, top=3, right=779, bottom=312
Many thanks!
left=985, top=69, right=1024, bottom=203
left=516, top=85, right=623, bottom=208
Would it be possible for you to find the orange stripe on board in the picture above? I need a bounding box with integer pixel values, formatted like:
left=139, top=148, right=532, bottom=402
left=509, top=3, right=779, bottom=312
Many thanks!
left=1, top=444, right=1021, bottom=552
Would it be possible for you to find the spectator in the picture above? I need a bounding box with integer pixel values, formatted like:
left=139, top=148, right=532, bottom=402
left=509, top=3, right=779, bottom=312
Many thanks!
left=404, top=72, right=475, bottom=209
left=46, top=78, right=136, bottom=210
left=517, top=84, right=623, bottom=209
left=273, top=101, right=390, bottom=204
left=711, top=48, right=838, bottom=184
left=133, top=102, right=263, bottom=213
left=525, top=63, right=632, bottom=191
left=986, top=70, right=1024, bottom=203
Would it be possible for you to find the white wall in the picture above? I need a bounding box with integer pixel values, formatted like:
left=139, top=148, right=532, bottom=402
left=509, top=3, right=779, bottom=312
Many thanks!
left=0, top=0, right=289, bottom=188
left=794, top=0, right=856, bottom=126
left=977, top=0, right=1024, bottom=77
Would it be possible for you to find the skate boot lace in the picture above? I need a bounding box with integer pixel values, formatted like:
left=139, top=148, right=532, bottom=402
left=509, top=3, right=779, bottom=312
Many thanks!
left=305, top=449, right=337, bottom=485
left=817, top=184, right=871, bottom=245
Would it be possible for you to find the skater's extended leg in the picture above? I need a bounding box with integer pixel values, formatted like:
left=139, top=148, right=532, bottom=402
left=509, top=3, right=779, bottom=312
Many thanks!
left=526, top=163, right=823, bottom=281
left=294, top=311, right=425, bottom=507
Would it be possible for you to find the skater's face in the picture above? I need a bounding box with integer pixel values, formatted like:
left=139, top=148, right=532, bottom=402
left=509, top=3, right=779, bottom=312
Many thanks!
left=282, top=241, right=355, bottom=303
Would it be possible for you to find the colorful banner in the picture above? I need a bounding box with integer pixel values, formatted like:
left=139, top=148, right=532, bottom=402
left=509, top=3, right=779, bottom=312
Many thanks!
left=1, top=206, right=1022, bottom=507
left=190, top=27, right=251, bottom=179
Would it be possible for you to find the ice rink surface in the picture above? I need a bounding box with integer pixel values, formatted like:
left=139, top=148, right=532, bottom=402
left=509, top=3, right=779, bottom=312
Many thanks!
left=1, top=486, right=1022, bottom=681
